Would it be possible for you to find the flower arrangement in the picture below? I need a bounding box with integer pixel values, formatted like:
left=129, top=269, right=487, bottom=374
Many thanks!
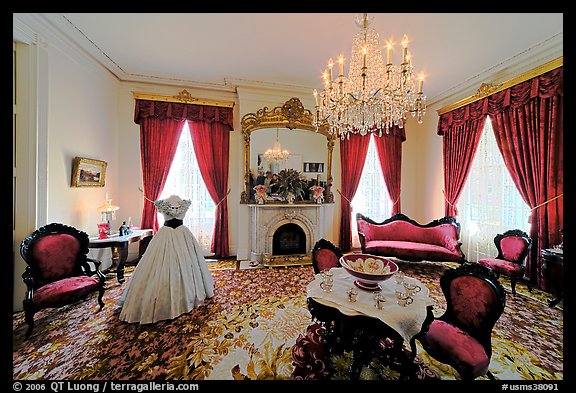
left=253, top=184, right=268, bottom=204
left=276, top=168, right=308, bottom=203
left=310, top=185, right=325, bottom=204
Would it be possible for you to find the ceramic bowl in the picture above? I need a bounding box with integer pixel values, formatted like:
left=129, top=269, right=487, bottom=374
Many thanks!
left=340, top=254, right=398, bottom=291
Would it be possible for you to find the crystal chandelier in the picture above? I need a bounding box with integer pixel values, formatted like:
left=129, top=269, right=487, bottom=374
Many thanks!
left=263, top=128, right=289, bottom=161
left=313, top=13, right=427, bottom=139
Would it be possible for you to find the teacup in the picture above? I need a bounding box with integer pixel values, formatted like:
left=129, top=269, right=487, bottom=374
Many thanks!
left=395, top=289, right=413, bottom=307
left=347, top=287, right=358, bottom=302
left=373, top=292, right=386, bottom=309
left=403, top=281, right=422, bottom=296
left=394, top=270, right=405, bottom=285
left=320, top=270, right=334, bottom=292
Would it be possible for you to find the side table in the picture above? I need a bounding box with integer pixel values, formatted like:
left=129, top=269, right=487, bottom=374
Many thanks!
left=541, top=248, right=563, bottom=308
left=89, top=229, right=153, bottom=283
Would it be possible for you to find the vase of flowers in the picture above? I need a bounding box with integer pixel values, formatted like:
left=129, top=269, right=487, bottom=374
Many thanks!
left=310, top=185, right=325, bottom=204
left=253, top=184, right=268, bottom=204
left=276, top=168, right=307, bottom=204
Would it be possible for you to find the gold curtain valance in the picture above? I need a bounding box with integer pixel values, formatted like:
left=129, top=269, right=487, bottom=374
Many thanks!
left=438, top=57, right=563, bottom=115
left=133, top=89, right=235, bottom=129
left=132, top=89, right=234, bottom=108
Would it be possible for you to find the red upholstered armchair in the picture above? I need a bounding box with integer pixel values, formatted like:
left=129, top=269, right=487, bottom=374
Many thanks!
left=311, top=238, right=343, bottom=274
left=20, top=223, right=106, bottom=339
left=409, top=263, right=506, bottom=380
left=478, top=229, right=532, bottom=295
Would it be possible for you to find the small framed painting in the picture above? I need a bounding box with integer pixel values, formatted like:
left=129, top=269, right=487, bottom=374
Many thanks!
left=71, top=157, right=107, bottom=187
left=303, top=162, right=324, bottom=173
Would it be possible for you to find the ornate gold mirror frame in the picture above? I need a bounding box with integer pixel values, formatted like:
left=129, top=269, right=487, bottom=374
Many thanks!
left=240, top=97, right=335, bottom=204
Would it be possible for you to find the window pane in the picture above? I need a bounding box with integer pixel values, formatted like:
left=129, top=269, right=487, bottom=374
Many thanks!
left=351, top=136, right=392, bottom=249
left=159, top=122, right=215, bottom=255
left=457, top=117, right=531, bottom=261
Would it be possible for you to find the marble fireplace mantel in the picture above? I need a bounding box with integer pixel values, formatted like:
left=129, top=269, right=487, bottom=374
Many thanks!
left=249, top=203, right=327, bottom=264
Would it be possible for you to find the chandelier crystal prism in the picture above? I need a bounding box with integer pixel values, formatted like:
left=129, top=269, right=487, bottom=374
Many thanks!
left=313, top=13, right=427, bottom=139
left=263, top=128, right=290, bottom=162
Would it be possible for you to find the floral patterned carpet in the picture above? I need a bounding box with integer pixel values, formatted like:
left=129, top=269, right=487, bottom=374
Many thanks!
left=12, top=260, right=563, bottom=381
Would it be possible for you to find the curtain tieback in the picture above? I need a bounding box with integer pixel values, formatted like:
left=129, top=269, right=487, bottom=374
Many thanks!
left=442, top=189, right=458, bottom=216
left=528, top=193, right=563, bottom=223
left=336, top=189, right=353, bottom=205
left=138, top=187, right=155, bottom=204
left=215, top=189, right=231, bottom=207
left=391, top=194, right=401, bottom=206
left=532, top=193, right=563, bottom=211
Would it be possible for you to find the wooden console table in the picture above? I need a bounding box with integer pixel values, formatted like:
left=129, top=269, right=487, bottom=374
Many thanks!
left=541, top=248, right=563, bottom=308
left=89, top=229, right=153, bottom=283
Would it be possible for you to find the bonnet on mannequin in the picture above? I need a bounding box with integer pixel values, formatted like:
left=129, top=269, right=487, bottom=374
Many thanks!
left=166, top=195, right=183, bottom=206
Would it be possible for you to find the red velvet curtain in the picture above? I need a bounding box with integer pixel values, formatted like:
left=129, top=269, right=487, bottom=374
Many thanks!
left=441, top=115, right=486, bottom=217
left=189, top=121, right=231, bottom=258
left=138, top=118, right=185, bottom=233
left=339, top=134, right=371, bottom=251
left=438, top=67, right=563, bottom=290
left=373, top=126, right=406, bottom=215
left=488, top=68, right=563, bottom=290
left=134, top=99, right=234, bottom=243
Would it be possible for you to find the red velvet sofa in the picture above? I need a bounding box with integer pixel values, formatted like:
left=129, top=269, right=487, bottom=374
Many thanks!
left=356, top=213, right=465, bottom=263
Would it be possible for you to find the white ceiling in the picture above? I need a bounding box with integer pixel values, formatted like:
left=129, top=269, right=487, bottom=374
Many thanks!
left=55, top=13, right=562, bottom=106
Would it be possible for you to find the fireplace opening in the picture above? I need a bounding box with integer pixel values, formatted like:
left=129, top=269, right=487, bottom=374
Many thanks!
left=272, top=223, right=306, bottom=255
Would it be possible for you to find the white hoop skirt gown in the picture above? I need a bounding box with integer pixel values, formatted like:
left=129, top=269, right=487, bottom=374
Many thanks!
left=119, top=196, right=214, bottom=324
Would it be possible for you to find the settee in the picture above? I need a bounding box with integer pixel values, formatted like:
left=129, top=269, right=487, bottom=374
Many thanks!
left=356, top=213, right=465, bottom=263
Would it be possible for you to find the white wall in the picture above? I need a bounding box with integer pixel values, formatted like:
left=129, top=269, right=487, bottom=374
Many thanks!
left=401, top=112, right=445, bottom=224
left=46, top=41, right=120, bottom=234
left=13, top=14, right=121, bottom=311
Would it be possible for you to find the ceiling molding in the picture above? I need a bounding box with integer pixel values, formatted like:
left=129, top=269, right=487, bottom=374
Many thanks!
left=41, top=13, right=237, bottom=93
left=225, top=77, right=314, bottom=96
left=14, top=13, right=117, bottom=84
left=26, top=13, right=563, bottom=104
left=437, top=56, right=562, bottom=115
left=118, top=73, right=237, bottom=92
left=236, top=85, right=316, bottom=108
left=428, top=31, right=563, bottom=111
left=13, top=15, right=38, bottom=45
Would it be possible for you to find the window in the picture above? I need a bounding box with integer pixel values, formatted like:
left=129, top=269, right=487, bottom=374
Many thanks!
left=351, top=136, right=392, bottom=249
left=457, top=117, right=531, bottom=261
left=159, top=122, right=215, bottom=255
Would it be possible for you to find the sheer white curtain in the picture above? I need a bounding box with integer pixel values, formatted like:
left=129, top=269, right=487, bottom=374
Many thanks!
left=351, top=136, right=392, bottom=249
left=457, top=117, right=531, bottom=262
left=159, top=122, right=215, bottom=256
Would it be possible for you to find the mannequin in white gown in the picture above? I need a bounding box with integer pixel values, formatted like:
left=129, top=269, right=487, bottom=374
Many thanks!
left=119, top=195, right=215, bottom=324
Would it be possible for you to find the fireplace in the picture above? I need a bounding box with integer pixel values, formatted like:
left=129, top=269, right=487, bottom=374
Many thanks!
left=249, top=203, right=327, bottom=266
left=273, top=223, right=306, bottom=255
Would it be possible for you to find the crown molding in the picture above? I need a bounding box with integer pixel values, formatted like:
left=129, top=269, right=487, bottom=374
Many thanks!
left=13, top=15, right=38, bottom=45
left=437, top=56, right=562, bottom=115
left=18, top=13, right=563, bottom=106
left=37, top=13, right=236, bottom=93
left=428, top=31, right=563, bottom=112
left=226, top=77, right=314, bottom=96
left=14, top=13, right=117, bottom=84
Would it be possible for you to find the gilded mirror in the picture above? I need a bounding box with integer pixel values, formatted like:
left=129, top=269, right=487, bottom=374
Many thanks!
left=240, top=97, right=335, bottom=204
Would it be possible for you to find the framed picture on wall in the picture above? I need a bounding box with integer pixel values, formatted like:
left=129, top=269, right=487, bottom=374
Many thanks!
left=71, top=157, right=107, bottom=187
left=303, top=162, right=324, bottom=173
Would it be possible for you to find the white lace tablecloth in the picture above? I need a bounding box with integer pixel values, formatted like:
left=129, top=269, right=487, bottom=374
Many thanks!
left=307, top=267, right=433, bottom=343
